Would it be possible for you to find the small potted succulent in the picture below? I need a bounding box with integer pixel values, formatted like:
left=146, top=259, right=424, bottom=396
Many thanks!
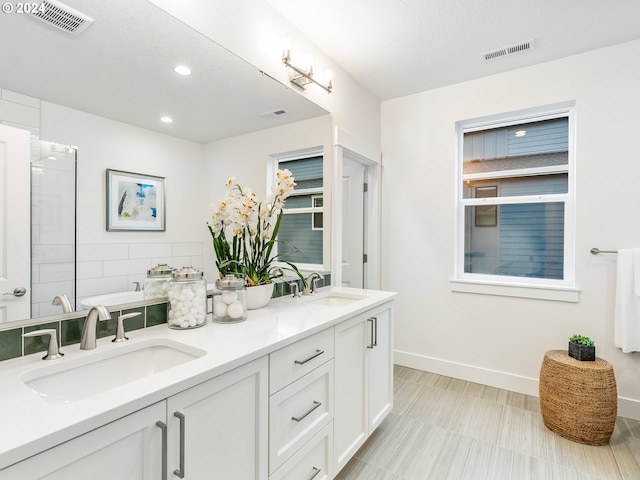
left=568, top=334, right=595, bottom=361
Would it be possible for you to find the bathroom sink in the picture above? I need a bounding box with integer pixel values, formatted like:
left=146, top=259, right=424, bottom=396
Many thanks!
left=307, top=293, right=367, bottom=307
left=21, top=339, right=206, bottom=404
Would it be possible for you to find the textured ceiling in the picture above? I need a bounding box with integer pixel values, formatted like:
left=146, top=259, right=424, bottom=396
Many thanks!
left=266, top=0, right=640, bottom=100
left=0, top=0, right=327, bottom=143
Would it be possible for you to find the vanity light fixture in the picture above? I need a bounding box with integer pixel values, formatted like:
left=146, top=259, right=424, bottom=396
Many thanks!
left=282, top=48, right=332, bottom=93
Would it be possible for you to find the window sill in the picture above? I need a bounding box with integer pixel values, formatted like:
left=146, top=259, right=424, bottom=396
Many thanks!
left=450, top=279, right=580, bottom=303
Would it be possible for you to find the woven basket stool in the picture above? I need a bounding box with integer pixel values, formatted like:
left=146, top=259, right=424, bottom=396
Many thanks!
left=539, top=350, right=617, bottom=445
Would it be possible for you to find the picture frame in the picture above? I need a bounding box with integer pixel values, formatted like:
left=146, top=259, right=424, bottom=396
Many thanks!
left=106, top=169, right=166, bottom=231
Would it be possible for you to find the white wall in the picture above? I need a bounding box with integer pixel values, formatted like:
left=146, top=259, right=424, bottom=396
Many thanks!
left=201, top=115, right=333, bottom=284
left=381, top=39, right=640, bottom=419
left=40, top=102, right=205, bottom=304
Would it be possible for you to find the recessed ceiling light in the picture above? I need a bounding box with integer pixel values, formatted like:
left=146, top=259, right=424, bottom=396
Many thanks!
left=515, top=130, right=527, bottom=137
left=160, top=116, right=173, bottom=123
left=174, top=65, right=191, bottom=76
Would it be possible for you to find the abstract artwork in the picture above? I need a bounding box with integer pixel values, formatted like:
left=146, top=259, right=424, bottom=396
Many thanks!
left=106, top=169, right=165, bottom=231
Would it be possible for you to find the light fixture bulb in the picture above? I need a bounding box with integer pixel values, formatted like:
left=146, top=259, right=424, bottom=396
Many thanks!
left=160, top=116, right=173, bottom=123
left=174, top=65, right=191, bottom=76
left=515, top=130, right=527, bottom=137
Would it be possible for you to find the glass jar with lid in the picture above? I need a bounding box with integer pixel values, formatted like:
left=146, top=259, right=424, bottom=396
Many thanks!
left=167, top=266, right=207, bottom=329
left=212, top=275, right=247, bottom=323
left=144, top=263, right=173, bottom=300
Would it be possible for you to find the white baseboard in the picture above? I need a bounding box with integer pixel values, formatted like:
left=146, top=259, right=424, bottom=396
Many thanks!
left=394, top=349, right=640, bottom=421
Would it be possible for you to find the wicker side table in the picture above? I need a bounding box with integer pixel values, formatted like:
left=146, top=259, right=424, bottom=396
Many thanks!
left=539, top=349, right=617, bottom=445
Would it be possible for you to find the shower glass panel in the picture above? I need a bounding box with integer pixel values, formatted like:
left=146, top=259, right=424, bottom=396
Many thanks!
left=31, top=140, right=76, bottom=317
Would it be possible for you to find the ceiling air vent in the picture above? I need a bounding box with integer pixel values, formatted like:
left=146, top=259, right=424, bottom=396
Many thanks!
left=261, top=109, right=290, bottom=118
left=31, top=0, right=94, bottom=35
left=483, top=39, right=534, bottom=61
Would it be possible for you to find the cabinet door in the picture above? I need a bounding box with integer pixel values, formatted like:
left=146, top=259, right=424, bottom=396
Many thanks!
left=0, top=401, right=165, bottom=480
left=368, top=306, right=393, bottom=432
left=167, top=356, right=268, bottom=480
left=333, top=313, right=368, bottom=473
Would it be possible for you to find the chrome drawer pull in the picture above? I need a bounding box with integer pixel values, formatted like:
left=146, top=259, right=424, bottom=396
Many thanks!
left=308, top=466, right=321, bottom=480
left=292, top=401, right=322, bottom=422
left=294, top=349, right=324, bottom=365
left=155, top=421, right=167, bottom=480
left=174, top=411, right=186, bottom=478
left=367, top=318, right=375, bottom=349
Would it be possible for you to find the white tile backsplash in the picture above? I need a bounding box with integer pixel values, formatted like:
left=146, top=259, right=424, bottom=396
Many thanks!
left=76, top=261, right=103, bottom=279
left=129, top=243, right=172, bottom=259
left=103, top=258, right=153, bottom=277
left=39, top=262, right=74, bottom=282
left=172, top=242, right=203, bottom=257
left=77, top=244, right=129, bottom=262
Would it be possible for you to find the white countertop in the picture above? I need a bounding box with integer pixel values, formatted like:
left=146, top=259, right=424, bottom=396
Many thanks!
left=0, top=286, right=396, bottom=470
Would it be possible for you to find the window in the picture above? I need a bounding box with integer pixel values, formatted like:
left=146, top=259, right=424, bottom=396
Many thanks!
left=455, top=103, right=575, bottom=292
left=275, top=155, right=324, bottom=266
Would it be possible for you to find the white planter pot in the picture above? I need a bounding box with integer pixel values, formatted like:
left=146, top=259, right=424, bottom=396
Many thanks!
left=246, top=283, right=274, bottom=310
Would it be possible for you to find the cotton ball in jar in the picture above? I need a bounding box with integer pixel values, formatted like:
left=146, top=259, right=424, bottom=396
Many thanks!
left=227, top=301, right=245, bottom=319
left=221, top=291, right=237, bottom=305
left=213, top=302, right=228, bottom=318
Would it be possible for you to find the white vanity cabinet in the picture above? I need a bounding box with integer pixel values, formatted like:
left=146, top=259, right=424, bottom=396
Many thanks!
left=268, top=327, right=334, bottom=479
left=1, top=357, right=268, bottom=480
left=333, top=302, right=393, bottom=473
left=0, top=401, right=165, bottom=480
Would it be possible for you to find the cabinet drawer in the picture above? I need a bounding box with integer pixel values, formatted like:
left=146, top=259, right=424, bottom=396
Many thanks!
left=270, top=327, right=334, bottom=394
left=269, top=422, right=333, bottom=480
left=269, top=360, right=333, bottom=474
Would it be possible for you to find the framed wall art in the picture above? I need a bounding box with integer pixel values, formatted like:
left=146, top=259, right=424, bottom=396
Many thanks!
left=106, top=169, right=166, bottom=231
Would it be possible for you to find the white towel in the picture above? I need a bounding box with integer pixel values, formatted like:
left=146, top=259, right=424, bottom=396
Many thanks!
left=614, top=248, right=640, bottom=353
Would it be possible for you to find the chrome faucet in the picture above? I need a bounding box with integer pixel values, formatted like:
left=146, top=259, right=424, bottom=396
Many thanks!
left=52, top=294, right=73, bottom=313
left=304, top=272, right=323, bottom=295
left=80, top=305, right=111, bottom=350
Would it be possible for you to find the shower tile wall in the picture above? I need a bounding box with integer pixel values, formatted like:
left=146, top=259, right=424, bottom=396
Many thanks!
left=76, top=242, right=203, bottom=306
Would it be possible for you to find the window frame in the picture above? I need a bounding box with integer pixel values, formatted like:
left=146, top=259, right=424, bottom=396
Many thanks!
left=271, top=148, right=326, bottom=272
left=453, top=102, right=578, bottom=300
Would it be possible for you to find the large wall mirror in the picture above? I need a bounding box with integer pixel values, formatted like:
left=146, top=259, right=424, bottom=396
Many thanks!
left=0, top=0, right=328, bottom=324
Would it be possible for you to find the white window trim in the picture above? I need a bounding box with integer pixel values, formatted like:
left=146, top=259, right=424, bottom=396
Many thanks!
left=453, top=101, right=578, bottom=301
left=270, top=147, right=326, bottom=272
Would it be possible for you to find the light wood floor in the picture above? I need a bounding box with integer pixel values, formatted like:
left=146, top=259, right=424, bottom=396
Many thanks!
left=335, top=365, right=640, bottom=480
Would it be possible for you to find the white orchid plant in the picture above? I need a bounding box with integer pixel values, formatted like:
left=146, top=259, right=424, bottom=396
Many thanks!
left=207, top=169, right=304, bottom=286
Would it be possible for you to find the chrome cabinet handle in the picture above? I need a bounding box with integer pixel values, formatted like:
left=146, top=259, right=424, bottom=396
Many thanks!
left=3, top=287, right=26, bottom=297
left=292, top=401, right=322, bottom=422
left=294, top=349, right=324, bottom=365
left=174, top=411, right=186, bottom=478
left=308, top=466, right=321, bottom=480
left=156, top=421, right=167, bottom=480
left=372, top=316, right=378, bottom=347
left=367, top=318, right=375, bottom=349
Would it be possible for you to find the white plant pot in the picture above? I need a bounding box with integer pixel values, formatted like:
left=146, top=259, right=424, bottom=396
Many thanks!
left=246, top=283, right=274, bottom=310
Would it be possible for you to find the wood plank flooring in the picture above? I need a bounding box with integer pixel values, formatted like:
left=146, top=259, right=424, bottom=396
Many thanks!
left=335, top=366, right=640, bottom=480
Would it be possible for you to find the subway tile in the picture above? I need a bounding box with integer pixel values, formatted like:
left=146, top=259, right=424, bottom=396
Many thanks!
left=172, top=243, right=202, bottom=257
left=146, top=303, right=168, bottom=327
left=31, top=280, right=74, bottom=303
left=39, top=262, right=75, bottom=282
left=76, top=276, right=129, bottom=297
left=129, top=243, right=172, bottom=259
left=61, top=317, right=85, bottom=346
left=0, top=328, right=23, bottom=361
left=103, top=258, right=152, bottom=277
left=76, top=261, right=103, bottom=279
left=77, top=244, right=129, bottom=262
left=96, top=311, right=116, bottom=339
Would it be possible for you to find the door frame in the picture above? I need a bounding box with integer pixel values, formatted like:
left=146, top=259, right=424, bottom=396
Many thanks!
left=331, top=131, right=381, bottom=290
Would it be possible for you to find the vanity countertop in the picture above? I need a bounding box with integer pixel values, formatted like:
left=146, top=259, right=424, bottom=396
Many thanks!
left=0, top=286, right=397, bottom=470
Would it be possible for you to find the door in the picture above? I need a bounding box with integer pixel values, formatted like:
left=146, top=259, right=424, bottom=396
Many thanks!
left=341, top=158, right=365, bottom=288
left=367, top=306, right=393, bottom=432
left=0, top=125, right=30, bottom=322
left=166, top=357, right=269, bottom=480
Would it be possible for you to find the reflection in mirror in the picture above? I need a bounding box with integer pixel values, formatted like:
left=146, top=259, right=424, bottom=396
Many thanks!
left=31, top=141, right=76, bottom=319
left=0, top=0, right=328, bottom=325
